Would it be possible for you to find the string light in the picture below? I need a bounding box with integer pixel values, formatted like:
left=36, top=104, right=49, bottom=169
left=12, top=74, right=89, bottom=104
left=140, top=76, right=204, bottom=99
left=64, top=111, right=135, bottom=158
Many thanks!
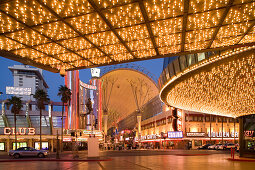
left=161, top=47, right=255, bottom=118
left=0, top=0, right=253, bottom=71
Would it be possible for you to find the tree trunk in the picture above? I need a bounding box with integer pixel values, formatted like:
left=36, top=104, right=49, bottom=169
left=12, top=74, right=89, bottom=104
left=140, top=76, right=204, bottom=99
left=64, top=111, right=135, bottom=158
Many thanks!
left=40, top=109, right=42, bottom=150
left=61, top=103, right=64, bottom=152
left=14, top=112, right=17, bottom=150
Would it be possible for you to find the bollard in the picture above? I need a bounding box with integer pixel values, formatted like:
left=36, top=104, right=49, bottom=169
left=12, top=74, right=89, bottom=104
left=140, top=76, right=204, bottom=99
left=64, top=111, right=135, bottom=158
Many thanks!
left=233, top=148, right=235, bottom=159
left=231, top=148, right=233, bottom=158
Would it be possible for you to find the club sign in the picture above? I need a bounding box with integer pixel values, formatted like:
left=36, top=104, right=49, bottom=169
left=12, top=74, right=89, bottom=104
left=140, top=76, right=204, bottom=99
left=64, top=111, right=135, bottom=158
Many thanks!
left=4, top=127, right=35, bottom=135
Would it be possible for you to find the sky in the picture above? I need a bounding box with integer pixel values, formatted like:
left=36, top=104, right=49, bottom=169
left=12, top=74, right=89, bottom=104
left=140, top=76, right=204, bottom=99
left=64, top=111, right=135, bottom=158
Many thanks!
left=0, top=56, right=164, bottom=102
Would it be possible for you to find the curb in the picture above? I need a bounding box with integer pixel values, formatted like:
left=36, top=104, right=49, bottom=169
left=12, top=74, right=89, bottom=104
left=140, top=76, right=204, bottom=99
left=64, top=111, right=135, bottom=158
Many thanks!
left=0, top=158, right=112, bottom=163
left=227, top=158, right=255, bottom=162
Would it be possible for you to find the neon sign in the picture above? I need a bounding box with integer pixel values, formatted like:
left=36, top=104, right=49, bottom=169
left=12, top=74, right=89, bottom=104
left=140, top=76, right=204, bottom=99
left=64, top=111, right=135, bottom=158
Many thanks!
left=79, top=80, right=97, bottom=90
left=177, top=109, right=182, bottom=131
left=167, top=131, right=183, bottom=138
left=208, top=132, right=238, bottom=138
left=244, top=130, right=254, bottom=137
left=4, top=128, right=35, bottom=135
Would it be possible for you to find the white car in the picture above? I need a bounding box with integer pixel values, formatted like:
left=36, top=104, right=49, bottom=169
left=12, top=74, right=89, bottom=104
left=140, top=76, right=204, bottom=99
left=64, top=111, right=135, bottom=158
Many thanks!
left=9, top=147, right=48, bottom=159
left=208, top=144, right=217, bottom=150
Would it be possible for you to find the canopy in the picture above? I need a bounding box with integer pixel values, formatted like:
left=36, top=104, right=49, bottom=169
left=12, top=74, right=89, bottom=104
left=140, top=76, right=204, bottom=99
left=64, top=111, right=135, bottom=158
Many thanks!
left=0, top=0, right=254, bottom=72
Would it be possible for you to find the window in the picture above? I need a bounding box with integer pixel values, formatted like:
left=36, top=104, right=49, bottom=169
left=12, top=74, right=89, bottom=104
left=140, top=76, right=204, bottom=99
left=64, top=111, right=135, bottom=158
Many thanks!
left=197, top=53, right=206, bottom=61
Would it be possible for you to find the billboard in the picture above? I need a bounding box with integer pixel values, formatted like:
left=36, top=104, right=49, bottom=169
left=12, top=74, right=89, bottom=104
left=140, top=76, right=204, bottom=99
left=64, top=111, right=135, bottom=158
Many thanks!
left=6, top=86, right=32, bottom=95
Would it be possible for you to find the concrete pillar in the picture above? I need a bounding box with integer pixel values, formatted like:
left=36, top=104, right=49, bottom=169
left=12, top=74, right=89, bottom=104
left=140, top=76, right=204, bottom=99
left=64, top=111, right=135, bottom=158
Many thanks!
left=103, top=114, right=108, bottom=135
left=51, top=139, right=54, bottom=152
left=6, top=138, right=10, bottom=152
left=137, top=115, right=142, bottom=141
left=28, top=139, right=32, bottom=147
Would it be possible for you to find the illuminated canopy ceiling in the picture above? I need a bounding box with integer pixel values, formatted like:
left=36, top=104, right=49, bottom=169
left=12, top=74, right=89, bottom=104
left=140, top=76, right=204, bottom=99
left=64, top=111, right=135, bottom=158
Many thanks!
left=160, top=49, right=255, bottom=118
left=0, top=0, right=254, bottom=73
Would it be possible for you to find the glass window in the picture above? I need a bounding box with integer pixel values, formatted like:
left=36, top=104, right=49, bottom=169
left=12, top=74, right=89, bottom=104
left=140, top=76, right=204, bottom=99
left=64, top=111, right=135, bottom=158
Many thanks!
left=173, top=59, right=180, bottom=74
left=35, top=142, right=49, bottom=150
left=187, top=54, right=196, bottom=66
left=168, top=63, right=175, bottom=77
left=194, top=140, right=202, bottom=146
left=197, top=53, right=206, bottom=61
left=0, top=143, right=4, bottom=151
left=179, top=55, right=187, bottom=71
left=13, top=142, right=27, bottom=150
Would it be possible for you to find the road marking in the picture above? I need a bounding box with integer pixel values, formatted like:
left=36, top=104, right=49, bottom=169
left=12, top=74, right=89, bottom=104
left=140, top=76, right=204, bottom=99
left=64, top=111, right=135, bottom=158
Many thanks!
left=126, top=160, right=153, bottom=170
left=97, top=162, right=106, bottom=170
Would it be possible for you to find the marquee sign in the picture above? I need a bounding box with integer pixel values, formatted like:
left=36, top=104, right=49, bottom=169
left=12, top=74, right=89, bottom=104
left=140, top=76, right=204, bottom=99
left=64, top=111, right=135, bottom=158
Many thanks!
left=167, top=131, right=183, bottom=138
left=4, top=128, right=35, bottom=135
left=79, top=80, right=97, bottom=90
left=244, top=130, right=255, bottom=137
left=186, top=132, right=205, bottom=137
left=208, top=132, right=238, bottom=138
left=6, top=86, right=32, bottom=95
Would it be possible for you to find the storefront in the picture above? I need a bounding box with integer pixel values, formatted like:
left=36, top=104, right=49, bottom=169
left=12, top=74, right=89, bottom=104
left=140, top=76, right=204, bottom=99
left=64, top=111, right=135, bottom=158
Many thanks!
left=239, top=115, right=255, bottom=158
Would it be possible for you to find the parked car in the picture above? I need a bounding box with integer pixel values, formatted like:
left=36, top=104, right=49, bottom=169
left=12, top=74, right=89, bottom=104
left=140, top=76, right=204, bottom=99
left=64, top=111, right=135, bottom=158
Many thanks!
left=208, top=144, right=218, bottom=150
left=197, top=144, right=211, bottom=150
left=9, top=147, right=48, bottom=159
left=224, top=143, right=236, bottom=150
left=215, top=144, right=222, bottom=150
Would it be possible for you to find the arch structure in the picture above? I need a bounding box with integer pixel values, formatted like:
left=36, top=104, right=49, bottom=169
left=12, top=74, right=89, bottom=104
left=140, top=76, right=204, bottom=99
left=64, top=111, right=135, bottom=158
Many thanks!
left=100, top=68, right=159, bottom=131
left=160, top=46, right=255, bottom=118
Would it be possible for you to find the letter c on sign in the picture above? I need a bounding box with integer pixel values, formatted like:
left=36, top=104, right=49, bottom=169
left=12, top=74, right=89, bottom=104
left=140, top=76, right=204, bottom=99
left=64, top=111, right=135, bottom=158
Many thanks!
left=28, top=128, right=35, bottom=135
left=4, top=128, right=11, bottom=135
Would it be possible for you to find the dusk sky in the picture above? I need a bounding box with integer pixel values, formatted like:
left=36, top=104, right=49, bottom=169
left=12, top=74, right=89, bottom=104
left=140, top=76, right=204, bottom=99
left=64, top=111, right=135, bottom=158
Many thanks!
left=0, top=56, right=164, bottom=102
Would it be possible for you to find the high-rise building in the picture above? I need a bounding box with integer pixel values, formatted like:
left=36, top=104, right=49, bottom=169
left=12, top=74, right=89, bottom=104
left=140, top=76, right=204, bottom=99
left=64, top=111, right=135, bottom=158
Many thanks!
left=8, top=65, right=48, bottom=103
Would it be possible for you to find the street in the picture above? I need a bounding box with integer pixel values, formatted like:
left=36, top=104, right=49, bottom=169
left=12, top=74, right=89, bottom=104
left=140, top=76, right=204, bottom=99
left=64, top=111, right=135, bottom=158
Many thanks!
left=0, top=150, right=254, bottom=170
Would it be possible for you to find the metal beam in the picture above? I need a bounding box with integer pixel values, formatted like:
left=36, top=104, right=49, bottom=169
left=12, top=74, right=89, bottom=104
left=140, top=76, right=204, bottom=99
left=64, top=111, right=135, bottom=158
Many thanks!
left=181, top=0, right=189, bottom=52
left=138, top=0, right=159, bottom=55
left=35, top=0, right=114, bottom=62
left=207, top=0, right=235, bottom=48
left=86, top=0, right=137, bottom=59
left=236, top=21, right=255, bottom=45
left=0, top=9, right=94, bottom=66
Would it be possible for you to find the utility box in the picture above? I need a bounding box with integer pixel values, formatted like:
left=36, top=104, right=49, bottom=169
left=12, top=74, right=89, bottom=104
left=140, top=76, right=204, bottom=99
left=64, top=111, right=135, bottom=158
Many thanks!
left=88, top=136, right=99, bottom=157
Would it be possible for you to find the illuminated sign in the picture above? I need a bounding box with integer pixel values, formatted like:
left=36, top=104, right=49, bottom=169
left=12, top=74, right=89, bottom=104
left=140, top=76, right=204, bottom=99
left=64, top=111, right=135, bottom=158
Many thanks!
left=79, top=80, right=97, bottom=90
left=167, top=131, right=183, bottom=138
left=4, top=128, right=35, bottom=135
left=83, top=130, right=102, bottom=136
left=208, top=132, right=238, bottom=138
left=141, top=134, right=161, bottom=140
left=91, top=68, right=100, bottom=78
left=244, top=131, right=255, bottom=137
left=177, top=109, right=183, bottom=131
left=186, top=132, right=205, bottom=137
left=63, top=138, right=72, bottom=142
left=6, top=86, right=32, bottom=95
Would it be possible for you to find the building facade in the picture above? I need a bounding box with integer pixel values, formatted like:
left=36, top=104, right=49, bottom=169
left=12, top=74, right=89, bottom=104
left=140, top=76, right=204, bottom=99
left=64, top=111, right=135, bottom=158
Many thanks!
left=8, top=65, right=48, bottom=110
left=139, top=106, right=239, bottom=149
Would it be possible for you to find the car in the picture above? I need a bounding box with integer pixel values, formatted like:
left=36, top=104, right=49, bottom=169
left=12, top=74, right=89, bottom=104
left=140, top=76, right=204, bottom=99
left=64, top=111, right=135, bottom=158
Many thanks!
left=215, top=144, right=223, bottom=150
left=197, top=144, right=211, bottom=150
left=208, top=144, right=218, bottom=150
left=224, top=143, right=236, bottom=150
left=9, top=147, right=48, bottom=159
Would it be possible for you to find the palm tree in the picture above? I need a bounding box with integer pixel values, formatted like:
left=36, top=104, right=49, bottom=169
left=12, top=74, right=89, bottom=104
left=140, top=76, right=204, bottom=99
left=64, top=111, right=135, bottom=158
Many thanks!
left=57, top=85, right=71, bottom=152
left=34, top=89, right=49, bottom=150
left=6, top=96, right=22, bottom=150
